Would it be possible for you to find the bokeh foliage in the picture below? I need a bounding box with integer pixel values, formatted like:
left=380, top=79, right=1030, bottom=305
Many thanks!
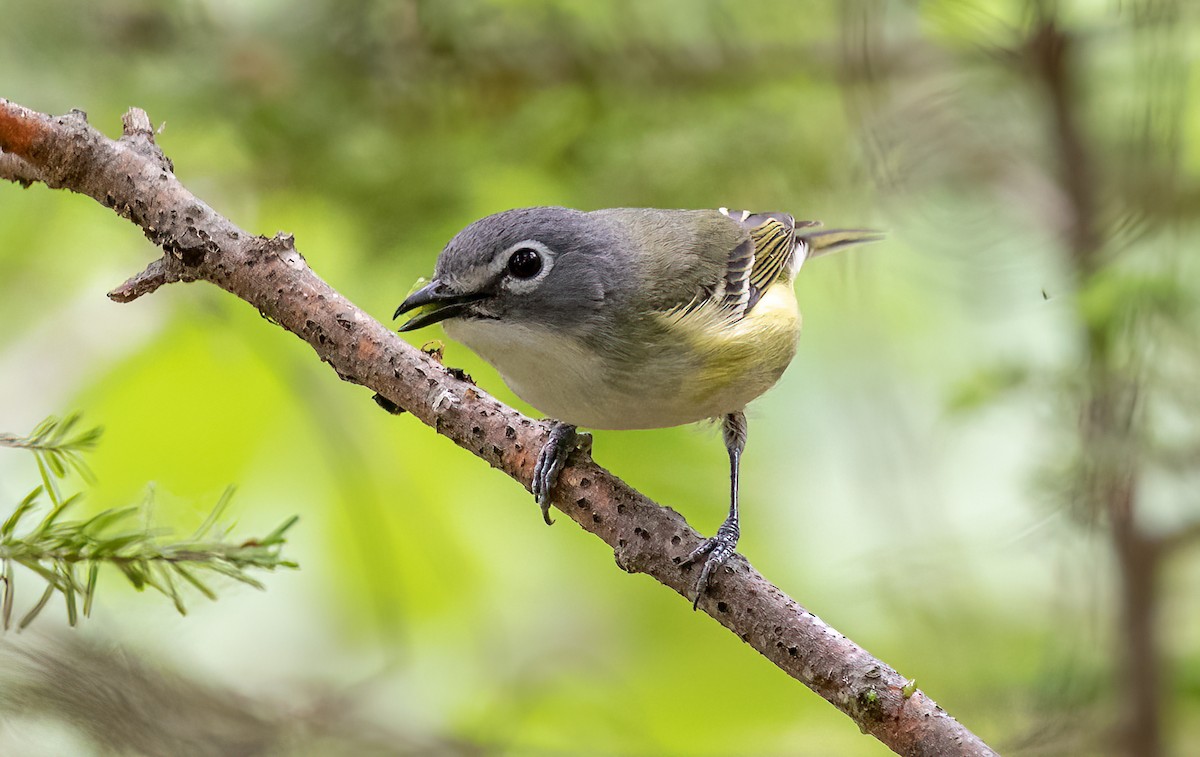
left=2, top=0, right=1198, bottom=754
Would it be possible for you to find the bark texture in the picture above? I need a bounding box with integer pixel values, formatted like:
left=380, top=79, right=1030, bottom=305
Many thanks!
left=0, top=98, right=997, bottom=757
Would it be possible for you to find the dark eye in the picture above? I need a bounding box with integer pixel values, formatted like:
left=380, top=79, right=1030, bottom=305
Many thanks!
left=507, top=247, right=543, bottom=279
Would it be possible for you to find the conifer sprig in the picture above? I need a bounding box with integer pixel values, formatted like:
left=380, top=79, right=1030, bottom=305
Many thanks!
left=1, top=416, right=298, bottom=629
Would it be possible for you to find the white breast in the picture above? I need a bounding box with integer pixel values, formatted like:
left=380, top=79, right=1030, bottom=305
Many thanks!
left=444, top=289, right=799, bottom=431
left=445, top=319, right=719, bottom=429
left=444, top=318, right=658, bottom=429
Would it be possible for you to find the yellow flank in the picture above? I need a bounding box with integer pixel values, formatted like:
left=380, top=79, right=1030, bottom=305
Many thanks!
left=663, top=282, right=801, bottom=414
left=450, top=279, right=801, bottom=430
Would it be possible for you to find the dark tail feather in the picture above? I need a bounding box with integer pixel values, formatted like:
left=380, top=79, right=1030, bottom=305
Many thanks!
left=801, top=229, right=884, bottom=259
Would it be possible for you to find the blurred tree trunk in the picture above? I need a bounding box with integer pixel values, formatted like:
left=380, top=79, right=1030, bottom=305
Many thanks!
left=1081, top=326, right=1159, bottom=757
left=1030, top=10, right=1160, bottom=756
left=1113, top=510, right=1162, bottom=757
left=848, top=0, right=1197, bottom=751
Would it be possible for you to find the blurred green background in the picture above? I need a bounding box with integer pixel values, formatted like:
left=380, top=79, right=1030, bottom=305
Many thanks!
left=2, top=1, right=1199, bottom=755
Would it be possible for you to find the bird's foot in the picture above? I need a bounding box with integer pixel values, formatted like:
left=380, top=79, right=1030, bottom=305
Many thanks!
left=678, top=518, right=740, bottom=610
left=532, top=421, right=578, bottom=525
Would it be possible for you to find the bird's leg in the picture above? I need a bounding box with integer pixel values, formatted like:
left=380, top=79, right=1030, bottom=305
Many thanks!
left=679, top=410, right=747, bottom=609
left=532, top=420, right=577, bottom=526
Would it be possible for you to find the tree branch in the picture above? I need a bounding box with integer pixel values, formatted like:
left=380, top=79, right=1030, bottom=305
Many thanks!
left=0, top=98, right=996, bottom=756
left=1157, top=517, right=1200, bottom=556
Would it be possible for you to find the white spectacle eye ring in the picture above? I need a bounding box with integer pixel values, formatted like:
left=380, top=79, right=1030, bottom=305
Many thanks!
left=495, top=240, right=555, bottom=293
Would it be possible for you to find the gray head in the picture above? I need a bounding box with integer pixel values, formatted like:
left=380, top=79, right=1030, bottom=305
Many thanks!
left=394, top=207, right=619, bottom=333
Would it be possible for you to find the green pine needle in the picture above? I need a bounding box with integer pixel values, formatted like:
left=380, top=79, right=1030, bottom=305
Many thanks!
left=0, top=415, right=299, bottom=630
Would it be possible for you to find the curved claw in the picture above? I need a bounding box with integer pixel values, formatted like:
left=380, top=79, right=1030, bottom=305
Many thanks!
left=679, top=520, right=740, bottom=610
left=532, top=421, right=577, bottom=525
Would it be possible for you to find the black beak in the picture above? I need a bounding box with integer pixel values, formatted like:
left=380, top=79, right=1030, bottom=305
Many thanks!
left=393, top=279, right=487, bottom=332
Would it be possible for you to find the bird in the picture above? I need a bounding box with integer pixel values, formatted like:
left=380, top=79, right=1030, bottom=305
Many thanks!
left=394, top=206, right=878, bottom=607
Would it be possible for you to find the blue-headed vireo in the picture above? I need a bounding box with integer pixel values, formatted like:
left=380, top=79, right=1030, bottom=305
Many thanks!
left=394, top=207, right=878, bottom=606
